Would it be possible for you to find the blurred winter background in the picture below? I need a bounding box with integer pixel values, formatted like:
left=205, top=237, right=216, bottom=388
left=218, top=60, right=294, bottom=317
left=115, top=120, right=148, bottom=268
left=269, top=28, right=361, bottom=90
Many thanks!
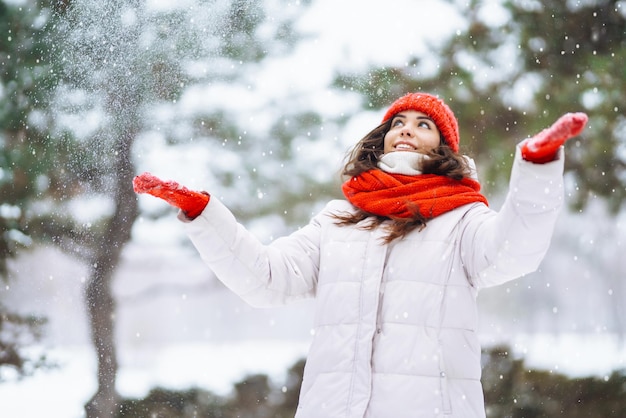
left=1, top=0, right=626, bottom=416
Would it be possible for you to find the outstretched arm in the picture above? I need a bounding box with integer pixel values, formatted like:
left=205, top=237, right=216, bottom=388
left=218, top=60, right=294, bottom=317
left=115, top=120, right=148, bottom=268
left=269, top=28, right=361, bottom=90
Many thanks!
left=132, top=171, right=321, bottom=306
left=463, top=112, right=588, bottom=288
left=133, top=172, right=210, bottom=219
left=521, top=112, right=588, bottom=163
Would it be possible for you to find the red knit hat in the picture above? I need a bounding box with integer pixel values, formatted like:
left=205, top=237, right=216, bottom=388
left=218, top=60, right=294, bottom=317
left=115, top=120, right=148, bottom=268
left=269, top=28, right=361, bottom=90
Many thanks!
left=382, top=93, right=460, bottom=153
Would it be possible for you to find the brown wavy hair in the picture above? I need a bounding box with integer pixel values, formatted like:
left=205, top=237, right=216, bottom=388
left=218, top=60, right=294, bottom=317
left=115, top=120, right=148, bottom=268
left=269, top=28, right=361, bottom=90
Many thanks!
left=334, top=119, right=474, bottom=243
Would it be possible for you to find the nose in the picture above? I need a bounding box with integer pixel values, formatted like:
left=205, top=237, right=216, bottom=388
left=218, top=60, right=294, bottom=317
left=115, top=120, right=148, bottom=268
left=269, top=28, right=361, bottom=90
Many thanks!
left=400, top=126, right=413, bottom=137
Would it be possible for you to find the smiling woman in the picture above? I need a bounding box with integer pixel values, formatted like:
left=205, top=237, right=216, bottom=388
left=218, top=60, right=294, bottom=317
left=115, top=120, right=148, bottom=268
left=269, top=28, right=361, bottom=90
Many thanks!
left=383, top=111, right=441, bottom=154
left=133, top=91, right=587, bottom=418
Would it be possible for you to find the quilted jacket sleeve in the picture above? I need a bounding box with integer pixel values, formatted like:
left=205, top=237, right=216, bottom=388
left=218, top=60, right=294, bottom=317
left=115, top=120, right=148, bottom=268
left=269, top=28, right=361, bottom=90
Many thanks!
left=460, top=144, right=565, bottom=288
left=180, top=197, right=325, bottom=307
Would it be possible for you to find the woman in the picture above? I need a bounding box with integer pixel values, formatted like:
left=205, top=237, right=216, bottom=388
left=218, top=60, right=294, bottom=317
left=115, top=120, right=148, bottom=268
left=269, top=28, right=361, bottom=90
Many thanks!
left=133, top=92, right=587, bottom=417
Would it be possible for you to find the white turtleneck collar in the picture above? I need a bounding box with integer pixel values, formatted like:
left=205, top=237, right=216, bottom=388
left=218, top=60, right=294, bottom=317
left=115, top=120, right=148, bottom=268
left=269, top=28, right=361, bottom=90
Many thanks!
left=377, top=152, right=429, bottom=175
left=377, top=151, right=479, bottom=180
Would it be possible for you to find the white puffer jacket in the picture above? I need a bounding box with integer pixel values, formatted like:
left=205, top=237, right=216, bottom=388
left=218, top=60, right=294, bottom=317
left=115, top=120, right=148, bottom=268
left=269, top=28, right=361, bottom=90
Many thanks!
left=182, top=146, right=564, bottom=418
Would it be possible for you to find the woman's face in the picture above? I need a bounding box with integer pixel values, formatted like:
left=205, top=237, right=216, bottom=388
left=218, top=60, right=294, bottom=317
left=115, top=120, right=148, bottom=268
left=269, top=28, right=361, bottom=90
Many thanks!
left=383, top=110, right=441, bottom=154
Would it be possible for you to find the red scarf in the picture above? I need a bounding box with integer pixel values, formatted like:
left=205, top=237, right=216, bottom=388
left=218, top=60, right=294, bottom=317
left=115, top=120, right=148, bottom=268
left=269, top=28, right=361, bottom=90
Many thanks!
left=342, top=170, right=488, bottom=219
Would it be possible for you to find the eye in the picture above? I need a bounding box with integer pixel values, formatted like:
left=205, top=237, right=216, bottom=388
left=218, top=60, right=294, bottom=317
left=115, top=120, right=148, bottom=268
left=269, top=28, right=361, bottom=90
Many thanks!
left=418, top=120, right=432, bottom=129
left=392, top=118, right=404, bottom=127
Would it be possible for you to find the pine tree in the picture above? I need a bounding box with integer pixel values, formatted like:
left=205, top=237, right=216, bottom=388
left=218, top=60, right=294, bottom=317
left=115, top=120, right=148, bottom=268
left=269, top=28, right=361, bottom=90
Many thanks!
left=0, top=0, right=61, bottom=380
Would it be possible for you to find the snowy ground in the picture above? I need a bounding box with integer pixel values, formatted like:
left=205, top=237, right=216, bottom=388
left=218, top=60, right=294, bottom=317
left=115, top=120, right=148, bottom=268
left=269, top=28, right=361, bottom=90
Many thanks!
left=1, top=334, right=624, bottom=418
left=484, top=333, right=626, bottom=377
left=0, top=340, right=311, bottom=418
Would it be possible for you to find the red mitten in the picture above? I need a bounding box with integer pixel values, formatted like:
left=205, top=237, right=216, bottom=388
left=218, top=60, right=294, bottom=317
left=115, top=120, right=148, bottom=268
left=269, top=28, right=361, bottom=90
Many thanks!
left=521, top=112, right=588, bottom=163
left=133, top=172, right=210, bottom=219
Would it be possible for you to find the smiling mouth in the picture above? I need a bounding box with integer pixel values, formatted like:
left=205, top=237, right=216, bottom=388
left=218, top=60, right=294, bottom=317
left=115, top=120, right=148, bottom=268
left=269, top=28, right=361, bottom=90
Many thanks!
left=395, top=143, right=417, bottom=151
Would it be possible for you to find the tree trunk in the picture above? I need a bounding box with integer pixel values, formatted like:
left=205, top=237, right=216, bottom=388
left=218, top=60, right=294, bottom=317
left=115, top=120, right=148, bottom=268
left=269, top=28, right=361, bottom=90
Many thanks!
left=85, top=264, right=119, bottom=417
left=84, top=129, right=138, bottom=418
